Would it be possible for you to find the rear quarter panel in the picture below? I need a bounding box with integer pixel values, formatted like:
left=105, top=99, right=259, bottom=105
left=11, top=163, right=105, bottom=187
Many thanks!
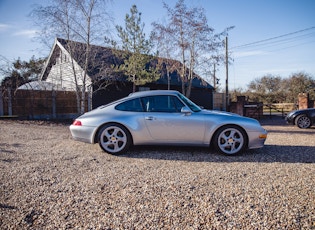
left=87, top=110, right=153, bottom=144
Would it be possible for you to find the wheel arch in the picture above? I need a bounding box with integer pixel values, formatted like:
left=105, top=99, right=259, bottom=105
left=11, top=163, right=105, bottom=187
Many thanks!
left=210, top=124, right=249, bottom=149
left=93, top=122, right=134, bottom=145
left=294, top=113, right=311, bottom=124
left=294, top=114, right=312, bottom=128
left=293, top=113, right=301, bottom=125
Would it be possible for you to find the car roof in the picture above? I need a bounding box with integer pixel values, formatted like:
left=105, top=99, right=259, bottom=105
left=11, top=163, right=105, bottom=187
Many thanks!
left=128, top=90, right=180, bottom=98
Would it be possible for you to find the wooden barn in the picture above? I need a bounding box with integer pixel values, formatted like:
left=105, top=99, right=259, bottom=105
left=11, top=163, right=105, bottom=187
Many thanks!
left=40, top=38, right=215, bottom=111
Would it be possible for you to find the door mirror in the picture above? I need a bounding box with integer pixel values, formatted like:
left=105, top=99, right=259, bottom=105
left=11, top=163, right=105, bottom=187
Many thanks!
left=181, top=106, right=191, bottom=115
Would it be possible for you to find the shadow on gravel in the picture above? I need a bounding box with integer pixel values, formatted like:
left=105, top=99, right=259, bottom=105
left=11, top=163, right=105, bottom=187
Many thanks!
left=259, top=115, right=287, bottom=126
left=122, top=145, right=315, bottom=164
left=266, top=129, right=315, bottom=134
left=0, top=143, right=24, bottom=155
left=260, top=115, right=315, bottom=130
left=0, top=203, right=17, bottom=210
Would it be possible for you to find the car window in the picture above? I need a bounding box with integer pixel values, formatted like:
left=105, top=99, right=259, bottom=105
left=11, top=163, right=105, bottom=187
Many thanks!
left=141, top=95, right=184, bottom=112
left=115, top=98, right=144, bottom=112
left=177, top=93, right=201, bottom=112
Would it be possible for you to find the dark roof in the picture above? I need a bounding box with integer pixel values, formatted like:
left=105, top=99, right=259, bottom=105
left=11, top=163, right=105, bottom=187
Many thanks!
left=42, top=37, right=213, bottom=89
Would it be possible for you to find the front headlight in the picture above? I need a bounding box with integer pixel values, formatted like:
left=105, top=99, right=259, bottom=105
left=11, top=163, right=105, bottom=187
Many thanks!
left=287, top=111, right=296, bottom=117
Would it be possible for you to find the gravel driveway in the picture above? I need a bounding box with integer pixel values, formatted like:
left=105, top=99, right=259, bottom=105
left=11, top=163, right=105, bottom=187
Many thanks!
left=1, top=117, right=315, bottom=229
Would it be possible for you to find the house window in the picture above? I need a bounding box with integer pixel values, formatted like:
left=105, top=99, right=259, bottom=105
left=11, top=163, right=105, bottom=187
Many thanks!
left=57, top=52, right=68, bottom=64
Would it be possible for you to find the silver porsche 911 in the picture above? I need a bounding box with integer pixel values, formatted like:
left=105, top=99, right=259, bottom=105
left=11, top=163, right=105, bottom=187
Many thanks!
left=70, top=90, right=267, bottom=155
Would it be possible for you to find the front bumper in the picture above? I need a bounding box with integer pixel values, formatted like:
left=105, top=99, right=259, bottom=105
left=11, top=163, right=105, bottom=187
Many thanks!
left=285, top=111, right=296, bottom=125
left=247, top=129, right=268, bottom=149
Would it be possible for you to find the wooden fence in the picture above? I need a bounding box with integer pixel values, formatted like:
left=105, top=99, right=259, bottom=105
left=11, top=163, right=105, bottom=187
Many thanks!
left=0, top=88, right=90, bottom=120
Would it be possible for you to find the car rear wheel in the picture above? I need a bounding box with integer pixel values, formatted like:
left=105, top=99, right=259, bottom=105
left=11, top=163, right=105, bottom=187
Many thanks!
left=213, top=125, right=247, bottom=155
left=295, top=115, right=311, bottom=129
left=98, top=123, right=131, bottom=154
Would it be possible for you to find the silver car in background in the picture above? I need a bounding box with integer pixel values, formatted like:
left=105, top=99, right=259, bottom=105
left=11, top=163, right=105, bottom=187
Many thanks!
left=70, top=90, right=267, bottom=155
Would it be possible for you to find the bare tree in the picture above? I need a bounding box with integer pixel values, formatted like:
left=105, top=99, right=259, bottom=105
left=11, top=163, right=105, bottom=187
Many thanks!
left=151, top=22, right=180, bottom=90
left=284, top=72, right=315, bottom=102
left=246, top=73, right=315, bottom=103
left=152, top=0, right=233, bottom=98
left=248, top=75, right=283, bottom=103
left=0, top=55, right=12, bottom=83
left=156, top=0, right=189, bottom=95
left=31, top=0, right=112, bottom=114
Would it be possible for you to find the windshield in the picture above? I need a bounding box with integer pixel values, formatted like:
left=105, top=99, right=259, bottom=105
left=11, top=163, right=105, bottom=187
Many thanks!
left=178, top=93, right=202, bottom=112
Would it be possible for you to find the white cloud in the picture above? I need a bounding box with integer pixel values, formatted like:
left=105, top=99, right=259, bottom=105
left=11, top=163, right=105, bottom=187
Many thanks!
left=0, top=23, right=37, bottom=38
left=257, top=68, right=300, bottom=75
left=0, top=23, right=10, bottom=31
left=233, top=50, right=268, bottom=58
left=13, top=29, right=37, bottom=38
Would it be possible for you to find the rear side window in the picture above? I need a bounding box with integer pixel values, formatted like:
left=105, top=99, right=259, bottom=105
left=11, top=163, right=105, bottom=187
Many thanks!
left=115, top=98, right=144, bottom=112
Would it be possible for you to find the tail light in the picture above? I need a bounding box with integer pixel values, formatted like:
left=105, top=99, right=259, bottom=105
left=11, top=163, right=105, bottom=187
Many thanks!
left=72, top=120, right=82, bottom=126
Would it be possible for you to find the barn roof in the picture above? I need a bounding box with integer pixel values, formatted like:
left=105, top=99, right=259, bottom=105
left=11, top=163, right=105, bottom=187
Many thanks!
left=41, top=37, right=214, bottom=89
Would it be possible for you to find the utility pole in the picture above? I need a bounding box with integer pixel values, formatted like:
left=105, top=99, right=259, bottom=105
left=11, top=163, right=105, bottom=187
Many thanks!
left=225, top=36, right=229, bottom=111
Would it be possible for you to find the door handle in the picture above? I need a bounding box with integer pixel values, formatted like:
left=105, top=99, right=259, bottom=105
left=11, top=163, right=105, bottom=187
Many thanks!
left=145, top=116, right=154, bottom=120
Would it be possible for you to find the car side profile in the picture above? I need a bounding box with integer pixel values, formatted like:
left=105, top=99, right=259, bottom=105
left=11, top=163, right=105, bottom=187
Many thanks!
left=285, top=108, right=315, bottom=128
left=70, top=90, right=267, bottom=155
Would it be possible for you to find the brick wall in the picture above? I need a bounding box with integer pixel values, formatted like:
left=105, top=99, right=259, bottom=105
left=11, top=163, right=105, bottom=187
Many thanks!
left=298, top=93, right=315, bottom=109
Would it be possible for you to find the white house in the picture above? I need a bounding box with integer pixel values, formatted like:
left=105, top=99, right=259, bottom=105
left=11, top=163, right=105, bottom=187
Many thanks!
left=40, top=38, right=92, bottom=91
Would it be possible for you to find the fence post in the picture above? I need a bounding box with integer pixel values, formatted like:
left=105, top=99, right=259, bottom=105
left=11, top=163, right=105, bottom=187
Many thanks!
left=8, top=87, right=12, bottom=116
left=52, top=90, right=56, bottom=119
left=0, top=88, right=3, bottom=116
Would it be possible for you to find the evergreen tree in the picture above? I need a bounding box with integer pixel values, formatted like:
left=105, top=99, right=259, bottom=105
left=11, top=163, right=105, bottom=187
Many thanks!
left=115, top=5, right=157, bottom=92
left=1, top=57, right=45, bottom=90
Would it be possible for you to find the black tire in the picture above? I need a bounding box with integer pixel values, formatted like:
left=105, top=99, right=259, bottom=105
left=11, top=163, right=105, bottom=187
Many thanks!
left=98, top=123, right=131, bottom=154
left=213, top=125, right=247, bottom=155
left=295, top=115, right=311, bottom=129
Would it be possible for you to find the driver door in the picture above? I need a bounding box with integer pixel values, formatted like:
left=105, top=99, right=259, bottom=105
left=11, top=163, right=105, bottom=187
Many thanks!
left=142, top=95, right=205, bottom=143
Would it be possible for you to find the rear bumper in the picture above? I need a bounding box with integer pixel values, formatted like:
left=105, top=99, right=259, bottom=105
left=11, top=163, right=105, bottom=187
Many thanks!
left=69, top=125, right=98, bottom=144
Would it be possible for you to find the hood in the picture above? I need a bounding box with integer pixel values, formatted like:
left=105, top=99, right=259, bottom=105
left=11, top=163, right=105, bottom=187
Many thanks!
left=200, top=109, right=260, bottom=125
left=200, top=109, right=241, bottom=117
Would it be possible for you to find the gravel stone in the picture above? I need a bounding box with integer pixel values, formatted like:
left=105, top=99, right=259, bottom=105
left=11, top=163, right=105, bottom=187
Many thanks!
left=0, top=118, right=314, bottom=229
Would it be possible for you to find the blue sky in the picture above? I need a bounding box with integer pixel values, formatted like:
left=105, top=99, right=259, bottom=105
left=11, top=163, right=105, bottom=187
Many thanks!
left=0, top=0, right=315, bottom=90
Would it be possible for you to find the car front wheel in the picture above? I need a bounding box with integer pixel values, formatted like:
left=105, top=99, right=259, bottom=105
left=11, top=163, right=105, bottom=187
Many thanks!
left=213, top=125, right=247, bottom=155
left=296, top=115, right=311, bottom=129
left=98, top=123, right=131, bottom=154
